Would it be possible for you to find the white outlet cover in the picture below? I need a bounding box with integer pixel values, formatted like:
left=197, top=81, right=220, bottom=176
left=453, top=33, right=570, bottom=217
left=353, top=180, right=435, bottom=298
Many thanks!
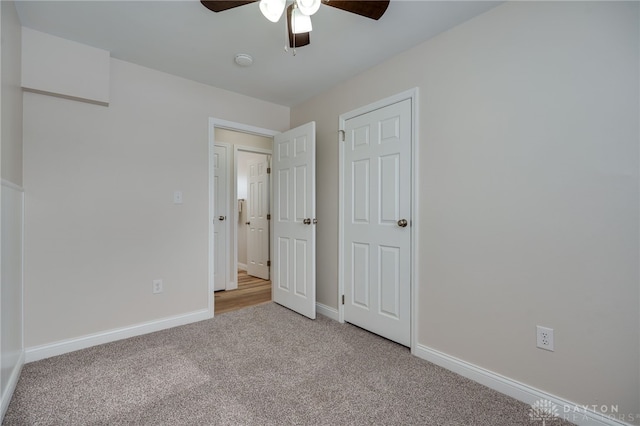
left=152, top=279, right=163, bottom=294
left=536, top=325, right=554, bottom=351
left=173, top=191, right=183, bottom=204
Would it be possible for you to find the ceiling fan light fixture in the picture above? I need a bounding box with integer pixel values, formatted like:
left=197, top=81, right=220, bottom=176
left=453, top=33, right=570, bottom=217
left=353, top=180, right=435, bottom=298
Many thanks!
left=259, top=0, right=286, bottom=22
left=291, top=6, right=312, bottom=34
left=296, top=0, right=321, bottom=16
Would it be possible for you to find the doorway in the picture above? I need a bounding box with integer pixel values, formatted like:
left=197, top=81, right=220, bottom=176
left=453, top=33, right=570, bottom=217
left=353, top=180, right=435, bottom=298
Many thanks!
left=208, top=118, right=318, bottom=320
left=215, top=149, right=273, bottom=315
left=237, top=151, right=270, bottom=280
left=209, top=119, right=278, bottom=317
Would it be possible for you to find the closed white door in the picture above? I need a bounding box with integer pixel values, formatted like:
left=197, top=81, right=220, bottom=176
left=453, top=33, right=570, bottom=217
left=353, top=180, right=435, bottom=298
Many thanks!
left=213, top=144, right=228, bottom=291
left=272, top=122, right=316, bottom=319
left=247, top=157, right=270, bottom=280
left=343, top=99, right=412, bottom=346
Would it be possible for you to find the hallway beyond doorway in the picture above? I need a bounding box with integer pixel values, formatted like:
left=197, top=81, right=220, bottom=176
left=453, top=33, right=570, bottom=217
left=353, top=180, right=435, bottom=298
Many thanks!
left=214, top=270, right=271, bottom=314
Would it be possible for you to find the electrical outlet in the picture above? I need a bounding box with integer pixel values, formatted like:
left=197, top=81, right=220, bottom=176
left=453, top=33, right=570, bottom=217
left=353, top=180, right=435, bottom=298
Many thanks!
left=536, top=326, right=554, bottom=351
left=173, top=191, right=183, bottom=204
left=152, top=279, right=163, bottom=294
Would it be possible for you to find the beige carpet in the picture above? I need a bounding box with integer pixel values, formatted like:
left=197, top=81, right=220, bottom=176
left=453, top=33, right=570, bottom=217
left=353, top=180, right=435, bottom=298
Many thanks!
left=4, top=303, right=574, bottom=425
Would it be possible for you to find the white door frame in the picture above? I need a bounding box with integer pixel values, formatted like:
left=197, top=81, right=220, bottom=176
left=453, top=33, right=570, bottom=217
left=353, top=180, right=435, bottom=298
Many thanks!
left=208, top=118, right=279, bottom=318
left=234, top=146, right=272, bottom=282
left=337, top=88, right=420, bottom=352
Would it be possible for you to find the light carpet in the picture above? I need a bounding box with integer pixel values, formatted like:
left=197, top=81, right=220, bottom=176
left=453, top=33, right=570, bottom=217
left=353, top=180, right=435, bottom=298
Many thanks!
left=3, top=303, right=573, bottom=425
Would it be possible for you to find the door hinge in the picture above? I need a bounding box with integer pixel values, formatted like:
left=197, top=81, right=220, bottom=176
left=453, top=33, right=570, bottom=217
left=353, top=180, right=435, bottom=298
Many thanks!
left=267, top=167, right=271, bottom=174
left=267, top=214, right=271, bottom=220
left=267, top=260, right=271, bottom=267
left=339, top=129, right=345, bottom=142
left=341, top=294, right=345, bottom=305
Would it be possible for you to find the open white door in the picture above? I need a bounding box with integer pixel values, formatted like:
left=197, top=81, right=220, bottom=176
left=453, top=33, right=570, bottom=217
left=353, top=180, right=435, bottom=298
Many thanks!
left=272, top=122, right=316, bottom=319
left=247, top=157, right=270, bottom=280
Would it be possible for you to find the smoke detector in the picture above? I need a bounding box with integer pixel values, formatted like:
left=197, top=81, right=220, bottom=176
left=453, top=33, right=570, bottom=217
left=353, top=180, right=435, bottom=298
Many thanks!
left=234, top=53, right=253, bottom=67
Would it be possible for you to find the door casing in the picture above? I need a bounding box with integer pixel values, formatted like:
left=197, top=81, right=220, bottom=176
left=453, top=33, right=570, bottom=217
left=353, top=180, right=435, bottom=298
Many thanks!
left=209, top=118, right=279, bottom=318
left=337, top=88, right=420, bottom=352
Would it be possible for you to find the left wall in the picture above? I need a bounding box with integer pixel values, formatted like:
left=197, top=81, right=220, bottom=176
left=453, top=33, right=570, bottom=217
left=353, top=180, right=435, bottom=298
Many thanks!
left=0, top=0, right=24, bottom=420
left=22, top=36, right=289, bottom=354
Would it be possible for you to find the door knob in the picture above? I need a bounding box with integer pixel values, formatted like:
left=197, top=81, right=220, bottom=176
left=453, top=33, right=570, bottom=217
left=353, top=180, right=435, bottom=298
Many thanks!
left=303, top=218, right=312, bottom=225
left=219, top=216, right=226, bottom=221
left=246, top=222, right=251, bottom=225
left=397, top=219, right=408, bottom=228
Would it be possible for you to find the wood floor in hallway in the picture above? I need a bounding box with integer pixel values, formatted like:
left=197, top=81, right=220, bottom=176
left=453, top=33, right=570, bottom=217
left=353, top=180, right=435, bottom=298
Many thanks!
left=214, top=270, right=272, bottom=314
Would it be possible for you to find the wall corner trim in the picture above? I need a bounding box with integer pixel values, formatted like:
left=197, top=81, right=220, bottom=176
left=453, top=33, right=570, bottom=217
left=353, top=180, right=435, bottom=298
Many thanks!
left=316, top=302, right=339, bottom=321
left=1, top=179, right=24, bottom=192
left=413, top=344, right=631, bottom=426
left=22, top=87, right=109, bottom=107
left=0, top=351, right=25, bottom=421
left=25, top=309, right=211, bottom=363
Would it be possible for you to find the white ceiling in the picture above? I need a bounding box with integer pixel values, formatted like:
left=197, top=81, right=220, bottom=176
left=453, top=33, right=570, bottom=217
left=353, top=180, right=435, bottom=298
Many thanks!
left=15, top=0, right=500, bottom=107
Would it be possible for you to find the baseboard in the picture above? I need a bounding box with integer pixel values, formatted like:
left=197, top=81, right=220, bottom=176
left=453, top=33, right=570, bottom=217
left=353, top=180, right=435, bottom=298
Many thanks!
left=414, top=344, right=631, bottom=426
left=316, top=302, right=339, bottom=321
left=237, top=263, right=247, bottom=271
left=1, top=351, right=25, bottom=422
left=25, top=309, right=211, bottom=363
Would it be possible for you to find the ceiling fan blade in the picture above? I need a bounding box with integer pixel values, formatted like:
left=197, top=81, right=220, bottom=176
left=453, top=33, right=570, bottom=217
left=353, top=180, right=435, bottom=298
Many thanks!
left=200, top=1, right=257, bottom=13
left=287, top=4, right=311, bottom=49
left=321, top=0, right=389, bottom=20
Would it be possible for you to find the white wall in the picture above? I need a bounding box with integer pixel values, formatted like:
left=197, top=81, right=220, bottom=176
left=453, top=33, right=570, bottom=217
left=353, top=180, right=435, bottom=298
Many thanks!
left=291, top=1, right=639, bottom=422
left=23, top=55, right=289, bottom=350
left=21, top=27, right=110, bottom=105
left=0, top=1, right=24, bottom=420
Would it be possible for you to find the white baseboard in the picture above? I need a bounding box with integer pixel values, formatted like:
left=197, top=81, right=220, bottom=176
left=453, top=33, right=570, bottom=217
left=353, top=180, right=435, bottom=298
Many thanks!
left=316, top=302, right=339, bottom=321
left=237, top=263, right=247, bottom=271
left=25, top=309, right=210, bottom=363
left=1, top=351, right=25, bottom=421
left=414, top=344, right=631, bottom=426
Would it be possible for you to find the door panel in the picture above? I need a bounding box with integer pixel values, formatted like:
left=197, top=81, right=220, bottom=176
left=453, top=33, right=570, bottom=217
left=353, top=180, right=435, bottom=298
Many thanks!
left=352, top=243, right=370, bottom=307
left=272, top=122, right=316, bottom=319
left=277, top=237, right=290, bottom=290
left=379, top=245, right=400, bottom=318
left=247, top=158, right=270, bottom=280
left=344, top=99, right=411, bottom=346
left=213, top=145, right=228, bottom=291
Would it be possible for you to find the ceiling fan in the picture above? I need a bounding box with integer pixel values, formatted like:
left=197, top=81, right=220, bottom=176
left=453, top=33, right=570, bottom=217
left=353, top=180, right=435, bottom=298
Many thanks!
left=200, top=0, right=390, bottom=50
